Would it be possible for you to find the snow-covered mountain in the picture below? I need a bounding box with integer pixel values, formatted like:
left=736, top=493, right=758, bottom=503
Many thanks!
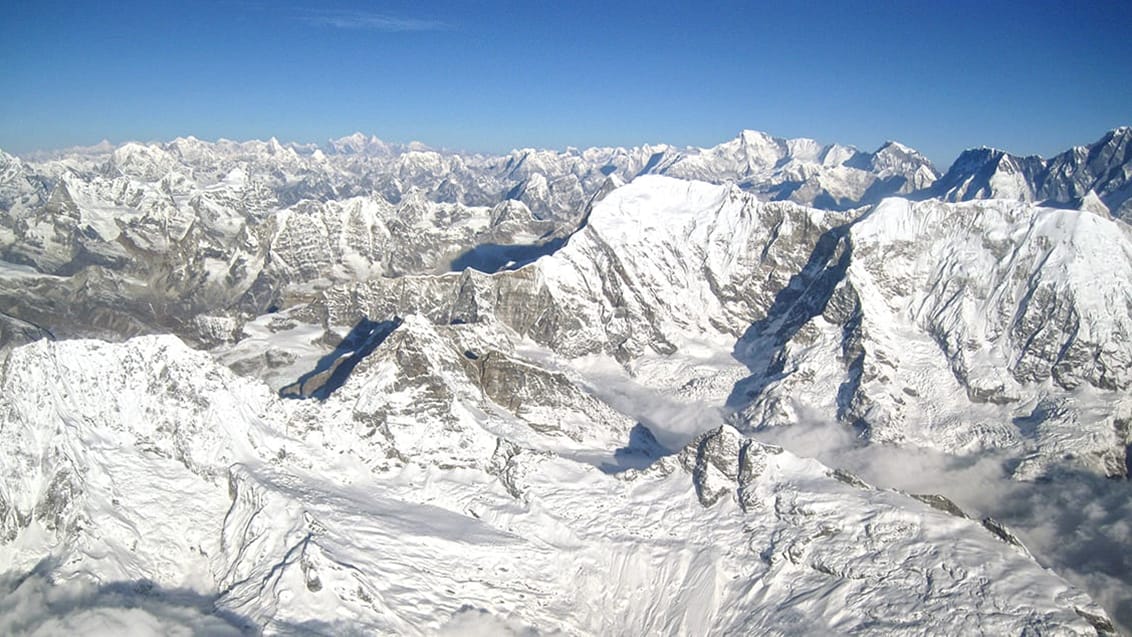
left=290, top=176, right=1132, bottom=482
left=0, top=328, right=1113, bottom=635
left=2, top=128, right=938, bottom=232
left=734, top=195, right=1132, bottom=479
left=2, top=128, right=1131, bottom=634
left=0, top=130, right=940, bottom=351
left=932, top=126, right=1132, bottom=221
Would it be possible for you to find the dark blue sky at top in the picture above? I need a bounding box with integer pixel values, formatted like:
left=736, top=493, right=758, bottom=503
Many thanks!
left=1, top=0, right=1129, bottom=167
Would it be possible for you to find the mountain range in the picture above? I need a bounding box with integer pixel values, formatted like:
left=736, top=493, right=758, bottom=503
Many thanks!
left=932, top=126, right=1132, bottom=220
left=1, top=127, right=1130, bottom=635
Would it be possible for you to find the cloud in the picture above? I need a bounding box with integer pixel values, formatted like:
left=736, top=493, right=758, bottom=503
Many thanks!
left=748, top=415, right=1132, bottom=635
left=298, top=10, right=448, bottom=32
left=0, top=570, right=245, bottom=636
left=562, top=354, right=1132, bottom=630
left=437, top=606, right=553, bottom=637
left=575, top=366, right=725, bottom=452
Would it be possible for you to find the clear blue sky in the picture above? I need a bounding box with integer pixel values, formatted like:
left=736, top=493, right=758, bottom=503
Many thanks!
left=1, top=0, right=1129, bottom=167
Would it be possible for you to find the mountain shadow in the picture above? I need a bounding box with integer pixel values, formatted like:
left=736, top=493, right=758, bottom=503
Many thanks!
left=601, top=423, right=672, bottom=474
left=449, top=237, right=568, bottom=273
left=725, top=223, right=853, bottom=411
left=450, top=188, right=605, bottom=274
left=280, top=317, right=402, bottom=401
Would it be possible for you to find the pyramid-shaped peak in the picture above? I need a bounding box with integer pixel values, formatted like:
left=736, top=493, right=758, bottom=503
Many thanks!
left=736, top=129, right=778, bottom=144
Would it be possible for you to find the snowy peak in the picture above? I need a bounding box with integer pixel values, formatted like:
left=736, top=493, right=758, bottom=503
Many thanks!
left=876, top=139, right=914, bottom=154
left=652, top=130, right=937, bottom=209
left=327, top=132, right=394, bottom=156
left=733, top=128, right=788, bottom=169
left=933, top=147, right=1044, bottom=202
left=1096, top=124, right=1132, bottom=150
left=1075, top=189, right=1111, bottom=216
left=733, top=193, right=1132, bottom=480
left=869, top=140, right=934, bottom=174
left=934, top=126, right=1132, bottom=221
left=108, top=141, right=177, bottom=180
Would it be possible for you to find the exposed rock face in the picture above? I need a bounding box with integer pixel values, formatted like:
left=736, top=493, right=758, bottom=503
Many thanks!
left=678, top=426, right=776, bottom=510
left=0, top=132, right=936, bottom=348
left=932, top=126, right=1132, bottom=222
left=734, top=196, right=1132, bottom=479
left=0, top=312, right=53, bottom=354
left=275, top=314, right=636, bottom=475
left=1041, top=127, right=1132, bottom=220
left=856, top=199, right=1132, bottom=393
left=932, top=147, right=1046, bottom=203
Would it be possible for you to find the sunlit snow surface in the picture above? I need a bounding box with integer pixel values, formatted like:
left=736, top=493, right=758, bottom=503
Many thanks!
left=0, top=336, right=1108, bottom=635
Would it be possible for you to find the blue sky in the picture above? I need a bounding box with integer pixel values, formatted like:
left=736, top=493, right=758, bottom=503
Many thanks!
left=1, top=0, right=1129, bottom=167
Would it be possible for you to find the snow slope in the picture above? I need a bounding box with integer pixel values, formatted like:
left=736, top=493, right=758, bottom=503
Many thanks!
left=735, top=196, right=1132, bottom=480
left=0, top=335, right=1112, bottom=635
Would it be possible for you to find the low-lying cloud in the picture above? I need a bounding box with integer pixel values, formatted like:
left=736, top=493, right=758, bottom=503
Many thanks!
left=750, top=415, right=1132, bottom=634
left=0, top=571, right=244, bottom=636
left=437, top=606, right=553, bottom=637
left=578, top=369, right=726, bottom=453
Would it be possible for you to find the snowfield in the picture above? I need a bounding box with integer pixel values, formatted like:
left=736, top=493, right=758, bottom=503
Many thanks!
left=0, top=336, right=1112, bottom=635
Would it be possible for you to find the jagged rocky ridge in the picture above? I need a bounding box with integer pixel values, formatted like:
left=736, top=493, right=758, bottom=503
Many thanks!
left=0, top=130, right=939, bottom=348
left=932, top=126, right=1132, bottom=222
